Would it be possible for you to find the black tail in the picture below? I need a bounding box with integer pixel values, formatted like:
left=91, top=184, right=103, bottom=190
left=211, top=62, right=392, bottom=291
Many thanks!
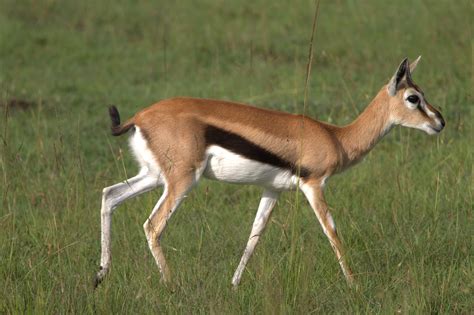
left=108, top=105, right=134, bottom=136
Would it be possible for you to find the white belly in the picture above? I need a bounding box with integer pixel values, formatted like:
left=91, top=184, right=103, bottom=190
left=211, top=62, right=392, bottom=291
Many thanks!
left=203, top=145, right=299, bottom=191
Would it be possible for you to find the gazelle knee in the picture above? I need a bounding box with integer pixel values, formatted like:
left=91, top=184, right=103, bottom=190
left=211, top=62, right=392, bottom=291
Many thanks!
left=101, top=186, right=122, bottom=213
left=320, top=212, right=337, bottom=237
left=143, top=220, right=160, bottom=245
left=143, top=220, right=152, bottom=239
left=327, top=212, right=336, bottom=233
left=102, top=185, right=113, bottom=199
left=101, top=187, right=113, bottom=212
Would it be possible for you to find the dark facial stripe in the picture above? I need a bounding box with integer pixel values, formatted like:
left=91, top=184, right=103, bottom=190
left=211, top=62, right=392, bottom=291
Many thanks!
left=204, top=125, right=310, bottom=178
left=418, top=105, right=430, bottom=119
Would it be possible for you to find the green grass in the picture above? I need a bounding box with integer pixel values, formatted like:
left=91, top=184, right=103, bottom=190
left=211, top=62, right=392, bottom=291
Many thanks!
left=0, top=0, right=472, bottom=313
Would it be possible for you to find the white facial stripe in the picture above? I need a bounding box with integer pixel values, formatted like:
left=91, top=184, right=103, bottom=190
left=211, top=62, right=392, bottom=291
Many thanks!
left=399, top=88, right=443, bottom=135
left=422, top=103, right=436, bottom=118
left=403, top=88, right=438, bottom=119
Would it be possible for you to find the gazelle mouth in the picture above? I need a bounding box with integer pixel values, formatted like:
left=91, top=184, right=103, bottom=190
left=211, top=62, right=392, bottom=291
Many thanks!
left=429, top=126, right=442, bottom=133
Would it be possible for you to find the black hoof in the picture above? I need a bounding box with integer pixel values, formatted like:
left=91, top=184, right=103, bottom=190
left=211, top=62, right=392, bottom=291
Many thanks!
left=94, top=274, right=102, bottom=289
left=94, top=266, right=105, bottom=289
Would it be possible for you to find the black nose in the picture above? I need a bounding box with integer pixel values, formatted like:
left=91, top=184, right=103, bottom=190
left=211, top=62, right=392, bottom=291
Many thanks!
left=436, top=112, right=446, bottom=128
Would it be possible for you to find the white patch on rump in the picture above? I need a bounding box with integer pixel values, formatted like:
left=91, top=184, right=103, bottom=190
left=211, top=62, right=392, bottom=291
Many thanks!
left=203, top=145, right=299, bottom=191
left=128, top=127, right=162, bottom=175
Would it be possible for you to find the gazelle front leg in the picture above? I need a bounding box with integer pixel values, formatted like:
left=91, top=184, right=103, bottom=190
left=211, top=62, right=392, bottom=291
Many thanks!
left=231, top=189, right=279, bottom=288
left=300, top=181, right=354, bottom=284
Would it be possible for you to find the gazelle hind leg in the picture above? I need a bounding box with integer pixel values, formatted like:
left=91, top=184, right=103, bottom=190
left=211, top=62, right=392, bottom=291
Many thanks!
left=300, top=183, right=354, bottom=284
left=143, top=172, right=202, bottom=283
left=95, top=168, right=162, bottom=287
left=231, top=189, right=279, bottom=287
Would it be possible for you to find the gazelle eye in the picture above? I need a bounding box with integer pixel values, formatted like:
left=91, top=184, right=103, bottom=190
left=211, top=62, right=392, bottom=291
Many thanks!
left=407, top=95, right=420, bottom=104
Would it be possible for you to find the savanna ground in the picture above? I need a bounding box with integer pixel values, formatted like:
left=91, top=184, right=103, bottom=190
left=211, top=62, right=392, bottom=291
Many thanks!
left=0, top=0, right=472, bottom=313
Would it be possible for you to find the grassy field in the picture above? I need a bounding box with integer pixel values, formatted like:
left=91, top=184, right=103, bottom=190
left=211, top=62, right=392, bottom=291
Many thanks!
left=0, top=0, right=472, bottom=313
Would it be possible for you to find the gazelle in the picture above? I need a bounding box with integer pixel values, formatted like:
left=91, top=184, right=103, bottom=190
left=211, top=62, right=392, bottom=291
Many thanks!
left=95, top=57, right=445, bottom=288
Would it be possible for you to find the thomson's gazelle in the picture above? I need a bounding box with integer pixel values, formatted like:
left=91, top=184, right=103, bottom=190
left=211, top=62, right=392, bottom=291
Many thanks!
left=95, top=57, right=445, bottom=288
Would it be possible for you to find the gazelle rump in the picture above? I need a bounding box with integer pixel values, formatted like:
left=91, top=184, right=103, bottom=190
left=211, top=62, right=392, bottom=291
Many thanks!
left=95, top=57, right=445, bottom=288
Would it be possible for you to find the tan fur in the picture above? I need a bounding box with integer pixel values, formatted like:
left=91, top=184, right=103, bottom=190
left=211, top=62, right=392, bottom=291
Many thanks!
left=130, top=82, right=442, bottom=182
left=96, top=58, right=445, bottom=288
left=134, top=97, right=337, bottom=180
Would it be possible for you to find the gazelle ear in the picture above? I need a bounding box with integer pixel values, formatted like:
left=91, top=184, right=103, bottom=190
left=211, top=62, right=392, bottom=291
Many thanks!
left=409, top=55, right=421, bottom=73
left=387, top=58, right=409, bottom=96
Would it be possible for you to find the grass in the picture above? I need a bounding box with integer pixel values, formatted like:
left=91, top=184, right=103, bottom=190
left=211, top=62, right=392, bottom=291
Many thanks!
left=0, top=0, right=472, bottom=313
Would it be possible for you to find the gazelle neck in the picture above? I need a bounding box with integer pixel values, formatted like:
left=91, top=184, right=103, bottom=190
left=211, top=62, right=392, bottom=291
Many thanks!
left=335, top=87, right=394, bottom=168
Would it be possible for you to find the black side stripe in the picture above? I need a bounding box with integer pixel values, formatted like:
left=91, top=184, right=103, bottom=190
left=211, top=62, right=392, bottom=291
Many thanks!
left=204, top=125, right=310, bottom=178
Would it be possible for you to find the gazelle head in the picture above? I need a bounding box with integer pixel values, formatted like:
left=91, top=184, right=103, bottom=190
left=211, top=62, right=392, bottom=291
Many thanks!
left=387, top=57, right=445, bottom=135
